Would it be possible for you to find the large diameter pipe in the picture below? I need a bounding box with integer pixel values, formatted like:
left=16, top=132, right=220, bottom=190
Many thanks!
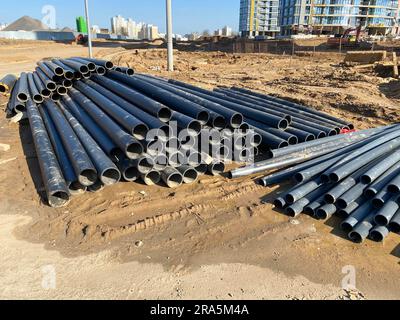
left=26, top=99, right=70, bottom=207
left=74, top=81, right=149, bottom=140
left=107, top=71, right=210, bottom=125
left=68, top=88, right=143, bottom=159
left=83, top=79, right=171, bottom=138
left=43, top=100, right=98, bottom=187
left=17, top=72, right=29, bottom=102
left=27, top=73, right=44, bottom=104
left=39, top=104, right=86, bottom=195
left=0, top=74, right=17, bottom=95
left=91, top=74, right=172, bottom=121
left=58, top=102, right=121, bottom=186
left=61, top=96, right=121, bottom=159
left=168, top=79, right=288, bottom=129
left=161, top=167, right=183, bottom=188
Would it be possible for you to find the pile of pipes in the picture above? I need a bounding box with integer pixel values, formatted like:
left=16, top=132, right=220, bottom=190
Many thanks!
left=1, top=56, right=350, bottom=208
left=232, top=125, right=400, bottom=244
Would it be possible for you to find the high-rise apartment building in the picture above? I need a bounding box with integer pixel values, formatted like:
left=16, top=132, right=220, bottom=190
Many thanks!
left=239, top=0, right=280, bottom=37
left=111, top=15, right=159, bottom=40
left=279, top=0, right=399, bottom=35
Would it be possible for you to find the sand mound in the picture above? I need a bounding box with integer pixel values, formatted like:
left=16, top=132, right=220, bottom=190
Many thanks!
left=3, top=16, right=49, bottom=31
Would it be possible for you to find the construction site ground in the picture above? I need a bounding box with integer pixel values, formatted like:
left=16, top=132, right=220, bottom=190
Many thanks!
left=0, top=39, right=399, bottom=300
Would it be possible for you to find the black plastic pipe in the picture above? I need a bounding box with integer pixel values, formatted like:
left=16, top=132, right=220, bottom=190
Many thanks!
left=117, top=159, right=139, bottom=182
left=285, top=178, right=323, bottom=204
left=365, top=161, right=400, bottom=197
left=79, top=57, right=114, bottom=70
left=177, top=165, right=199, bottom=183
left=245, top=118, right=297, bottom=145
left=291, top=121, right=327, bottom=138
left=141, top=170, right=161, bottom=185
left=0, top=74, right=17, bottom=94
left=26, top=99, right=70, bottom=207
left=27, top=73, right=43, bottom=104
left=68, top=88, right=143, bottom=160
left=336, top=182, right=368, bottom=210
left=69, top=57, right=96, bottom=72
left=369, top=225, right=389, bottom=242
left=61, top=59, right=89, bottom=74
left=37, top=62, right=59, bottom=82
left=349, top=213, right=376, bottom=243
left=74, top=81, right=149, bottom=140
left=32, top=72, right=51, bottom=98
left=43, top=100, right=98, bottom=187
left=161, top=167, right=183, bottom=188
left=17, top=72, right=29, bottom=102
left=374, top=195, right=400, bottom=226
left=7, top=80, right=25, bottom=113
left=286, top=127, right=315, bottom=142
left=207, top=162, right=225, bottom=176
left=42, top=60, right=64, bottom=77
left=39, top=104, right=86, bottom=195
left=341, top=201, right=374, bottom=233
left=58, top=102, right=121, bottom=186
left=115, top=66, right=135, bottom=76
left=36, top=68, right=57, bottom=91
left=91, top=74, right=172, bottom=122
left=373, top=188, right=392, bottom=209
left=51, top=60, right=75, bottom=80
left=388, top=209, right=400, bottom=233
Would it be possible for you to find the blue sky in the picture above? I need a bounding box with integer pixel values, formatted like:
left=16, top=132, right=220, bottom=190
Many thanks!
left=0, top=0, right=240, bottom=34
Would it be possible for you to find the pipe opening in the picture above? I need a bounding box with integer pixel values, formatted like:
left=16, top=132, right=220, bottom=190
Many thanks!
left=278, top=141, right=289, bottom=149
left=47, top=82, right=57, bottom=91
left=41, top=89, right=51, bottom=98
left=196, top=164, right=208, bottom=174
left=15, top=104, right=25, bottom=113
left=188, top=120, right=201, bottom=135
left=80, top=66, right=89, bottom=74
left=68, top=181, right=86, bottom=195
left=328, top=173, right=340, bottom=183
left=0, top=85, right=6, bottom=93
left=239, top=123, right=250, bottom=132
left=349, top=231, right=363, bottom=244
left=288, top=136, right=298, bottom=145
left=341, top=222, right=353, bottom=233
left=54, top=67, right=64, bottom=76
left=197, top=111, right=210, bottom=124
left=320, top=174, right=330, bottom=183
left=168, top=152, right=183, bottom=167
left=101, top=168, right=121, bottom=185
left=48, top=191, right=70, bottom=208
left=51, top=93, right=61, bottom=101
left=324, top=194, right=336, bottom=204
left=158, top=108, right=172, bottom=122
left=369, top=230, right=384, bottom=242
left=105, top=61, right=114, bottom=70
left=372, top=199, right=384, bottom=209
left=315, top=209, right=328, bottom=220
left=388, top=185, right=400, bottom=193
left=328, top=130, right=337, bottom=136
left=305, top=134, right=315, bottom=142
left=87, top=63, right=97, bottom=72
left=278, top=119, right=289, bottom=130
left=96, top=67, right=106, bottom=75
left=146, top=140, right=163, bottom=156
left=33, top=94, right=44, bottom=104
left=143, top=171, right=161, bottom=185
left=273, top=198, right=285, bottom=209
left=64, top=71, right=74, bottom=80
left=285, top=115, right=293, bottom=124
left=88, top=180, right=105, bottom=193
left=285, top=194, right=295, bottom=205
left=294, top=173, right=304, bottom=183
left=74, top=71, right=82, bottom=80
left=126, top=68, right=135, bottom=76
left=374, top=215, right=388, bottom=226
left=303, top=207, right=315, bottom=216
left=212, top=116, right=226, bottom=130
left=126, top=142, right=143, bottom=160
left=389, top=222, right=400, bottom=233
left=57, top=86, right=67, bottom=95
left=79, top=169, right=98, bottom=186
left=230, top=114, right=243, bottom=128
left=132, top=124, right=149, bottom=141
left=138, top=157, right=154, bottom=173
left=209, top=162, right=225, bottom=176
left=114, top=67, right=122, bottom=72
left=17, top=93, right=28, bottom=102
left=124, top=166, right=139, bottom=181
left=251, top=133, right=262, bottom=147
left=166, top=173, right=183, bottom=188
left=63, top=80, right=73, bottom=88
left=317, top=132, right=327, bottom=139
left=82, top=72, right=91, bottom=79
left=285, top=207, right=296, bottom=218
left=182, top=168, right=198, bottom=183
left=336, top=199, right=348, bottom=210
left=187, top=152, right=202, bottom=167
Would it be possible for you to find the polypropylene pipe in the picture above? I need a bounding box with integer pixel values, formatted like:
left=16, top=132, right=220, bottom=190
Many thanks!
left=43, top=100, right=98, bottom=187
left=36, top=68, right=57, bottom=91
left=26, top=99, right=69, bottom=207
left=60, top=96, right=122, bottom=160
left=169, top=111, right=202, bottom=136
left=230, top=87, right=352, bottom=129
left=135, top=75, right=229, bottom=130
left=17, top=72, right=29, bottom=102
left=58, top=102, right=121, bottom=186
left=315, top=203, right=337, bottom=220
left=349, top=213, right=376, bottom=243
left=177, top=165, right=199, bottom=183
left=27, top=73, right=43, bottom=104
left=286, top=127, right=315, bottom=142
left=7, top=80, right=25, bottom=113
left=285, top=178, right=323, bottom=204
left=42, top=60, right=65, bottom=77
left=61, top=59, right=89, bottom=74
left=341, top=201, right=374, bottom=232
left=361, top=149, right=400, bottom=184
left=141, top=171, right=161, bottom=186
left=69, top=57, right=96, bottom=72
left=117, top=159, right=140, bottom=182
left=37, top=62, right=59, bottom=82
left=107, top=72, right=211, bottom=125
left=247, top=125, right=288, bottom=149
left=364, top=162, right=400, bottom=197
left=91, top=75, right=172, bottom=121
left=161, top=167, right=184, bottom=188
left=74, top=81, right=149, bottom=140
left=39, top=104, right=86, bottom=195
left=337, top=195, right=365, bottom=217
left=336, top=182, right=368, bottom=210
left=388, top=209, right=400, bottom=233
left=83, top=79, right=171, bottom=138
left=32, top=72, right=51, bottom=98
left=51, top=60, right=75, bottom=80
left=369, top=226, right=390, bottom=242
left=207, top=162, right=225, bottom=176
left=245, top=118, right=298, bottom=145
left=152, top=154, right=168, bottom=171
left=374, top=195, right=400, bottom=226
left=96, top=66, right=106, bottom=76
left=291, top=121, right=327, bottom=138
left=115, top=66, right=135, bottom=76
left=68, top=88, right=143, bottom=160
left=372, top=188, right=392, bottom=209
left=131, top=155, right=155, bottom=174
left=78, top=57, right=114, bottom=70
left=0, top=74, right=17, bottom=94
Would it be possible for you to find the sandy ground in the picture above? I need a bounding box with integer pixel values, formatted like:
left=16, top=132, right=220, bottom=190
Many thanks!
left=0, top=40, right=399, bottom=300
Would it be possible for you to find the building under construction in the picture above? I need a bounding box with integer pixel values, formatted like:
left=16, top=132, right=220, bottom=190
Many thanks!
left=240, top=0, right=400, bottom=37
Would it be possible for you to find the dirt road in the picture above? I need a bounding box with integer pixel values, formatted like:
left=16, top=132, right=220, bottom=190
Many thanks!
left=0, top=40, right=399, bottom=300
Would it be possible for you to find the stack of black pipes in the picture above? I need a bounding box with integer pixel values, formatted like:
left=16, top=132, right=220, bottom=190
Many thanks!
left=244, top=124, right=400, bottom=244
left=2, top=56, right=348, bottom=208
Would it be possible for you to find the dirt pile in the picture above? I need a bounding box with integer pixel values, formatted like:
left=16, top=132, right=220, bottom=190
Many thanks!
left=3, top=16, right=49, bottom=31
